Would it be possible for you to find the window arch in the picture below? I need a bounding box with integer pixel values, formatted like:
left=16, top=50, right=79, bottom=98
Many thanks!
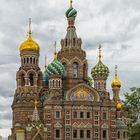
left=72, top=62, right=78, bottom=78
left=29, top=73, right=34, bottom=86
left=63, top=63, right=67, bottom=77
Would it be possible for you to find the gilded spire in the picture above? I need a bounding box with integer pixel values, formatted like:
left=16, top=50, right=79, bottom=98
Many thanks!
left=28, top=18, right=32, bottom=38
left=111, top=65, right=121, bottom=90
left=115, top=65, right=118, bottom=80
left=70, top=0, right=73, bottom=8
left=34, top=100, right=38, bottom=109
left=98, top=44, right=102, bottom=61
left=54, top=41, right=57, bottom=59
left=32, top=100, right=40, bottom=122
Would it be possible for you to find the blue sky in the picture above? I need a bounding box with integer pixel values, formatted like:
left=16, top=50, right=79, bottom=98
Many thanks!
left=0, top=0, right=140, bottom=138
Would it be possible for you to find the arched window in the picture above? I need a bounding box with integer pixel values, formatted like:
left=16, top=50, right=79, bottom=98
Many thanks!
left=33, top=58, right=35, bottom=64
left=30, top=57, right=32, bottom=64
left=29, top=74, right=34, bottom=86
left=59, top=80, right=61, bottom=88
left=21, top=74, right=25, bottom=86
left=98, top=82, right=100, bottom=89
left=73, top=62, right=78, bottom=78
left=65, top=39, right=67, bottom=46
left=118, top=131, right=120, bottom=139
left=73, top=38, right=76, bottom=46
left=27, top=57, right=29, bottom=63
left=83, top=64, right=86, bottom=79
left=63, top=63, right=67, bottom=77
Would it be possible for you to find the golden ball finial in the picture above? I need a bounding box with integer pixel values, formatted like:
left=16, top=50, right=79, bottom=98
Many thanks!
left=116, top=102, right=122, bottom=111
left=112, top=65, right=121, bottom=90
left=19, top=18, right=40, bottom=53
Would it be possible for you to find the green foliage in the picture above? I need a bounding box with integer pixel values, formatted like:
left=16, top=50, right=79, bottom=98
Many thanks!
left=129, top=123, right=140, bottom=140
left=87, top=77, right=93, bottom=87
left=123, top=87, right=140, bottom=140
left=123, top=87, right=140, bottom=123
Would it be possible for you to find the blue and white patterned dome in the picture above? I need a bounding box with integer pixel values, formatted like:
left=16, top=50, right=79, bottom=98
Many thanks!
left=45, top=54, right=65, bottom=84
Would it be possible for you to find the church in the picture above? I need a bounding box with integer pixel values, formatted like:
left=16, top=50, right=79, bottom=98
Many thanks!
left=9, top=1, right=128, bottom=140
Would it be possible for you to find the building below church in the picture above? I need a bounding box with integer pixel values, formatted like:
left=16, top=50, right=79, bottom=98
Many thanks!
left=9, top=1, right=128, bottom=140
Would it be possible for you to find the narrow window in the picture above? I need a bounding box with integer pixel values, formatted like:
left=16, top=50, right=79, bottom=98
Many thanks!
left=103, top=130, right=107, bottom=139
left=87, top=112, right=90, bottom=118
left=56, top=111, right=60, bottom=119
left=56, top=129, right=60, bottom=138
left=83, top=64, right=86, bottom=79
left=103, top=112, right=107, bottom=120
left=80, top=130, right=84, bottom=138
left=118, top=131, right=120, bottom=139
left=73, top=130, right=77, bottom=138
left=73, top=112, right=77, bottom=118
left=73, top=62, right=78, bottom=78
left=87, top=130, right=91, bottom=138
left=123, top=132, right=126, bottom=138
left=30, top=57, right=32, bottom=64
left=80, top=112, right=84, bottom=118
left=29, top=74, right=34, bottom=86
left=73, top=38, right=76, bottom=46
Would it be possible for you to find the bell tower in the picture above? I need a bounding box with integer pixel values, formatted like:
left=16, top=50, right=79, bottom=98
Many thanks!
left=11, top=19, right=43, bottom=140
left=57, top=0, right=88, bottom=90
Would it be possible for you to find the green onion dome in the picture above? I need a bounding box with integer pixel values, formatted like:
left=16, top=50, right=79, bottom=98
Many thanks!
left=91, top=45, right=109, bottom=80
left=46, top=54, right=65, bottom=77
left=66, top=7, right=77, bottom=18
left=91, top=60, right=109, bottom=80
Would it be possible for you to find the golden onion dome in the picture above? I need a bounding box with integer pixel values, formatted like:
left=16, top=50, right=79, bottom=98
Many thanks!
left=112, top=79, right=121, bottom=90
left=112, top=65, right=121, bottom=90
left=19, top=35, right=40, bottom=53
left=19, top=18, right=40, bottom=53
left=116, top=103, right=122, bottom=111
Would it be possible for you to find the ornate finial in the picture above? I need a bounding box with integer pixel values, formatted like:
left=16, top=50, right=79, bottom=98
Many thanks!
left=54, top=41, right=57, bottom=59
left=99, top=44, right=102, bottom=61
left=34, top=100, right=38, bottom=109
left=70, top=0, right=73, bottom=7
left=28, top=18, right=32, bottom=38
left=115, top=65, right=118, bottom=80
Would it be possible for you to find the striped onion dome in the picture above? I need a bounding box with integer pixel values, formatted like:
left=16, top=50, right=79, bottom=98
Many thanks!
left=45, top=53, right=65, bottom=84
left=66, top=6, right=77, bottom=18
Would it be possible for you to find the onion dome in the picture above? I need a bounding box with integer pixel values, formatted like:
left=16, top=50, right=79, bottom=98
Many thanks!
left=66, top=0, right=77, bottom=18
left=116, top=102, right=122, bottom=111
left=45, top=42, right=65, bottom=84
left=112, top=65, right=121, bottom=90
left=91, top=45, right=109, bottom=80
left=19, top=18, right=40, bottom=53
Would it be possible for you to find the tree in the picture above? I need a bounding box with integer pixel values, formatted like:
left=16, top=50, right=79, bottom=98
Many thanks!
left=123, top=87, right=140, bottom=140
left=123, top=87, right=140, bottom=123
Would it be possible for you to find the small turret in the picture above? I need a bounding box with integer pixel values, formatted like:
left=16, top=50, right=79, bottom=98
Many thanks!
left=91, top=45, right=109, bottom=91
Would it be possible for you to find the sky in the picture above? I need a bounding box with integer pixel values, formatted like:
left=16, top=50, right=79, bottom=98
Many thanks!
left=0, top=0, right=140, bottom=138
